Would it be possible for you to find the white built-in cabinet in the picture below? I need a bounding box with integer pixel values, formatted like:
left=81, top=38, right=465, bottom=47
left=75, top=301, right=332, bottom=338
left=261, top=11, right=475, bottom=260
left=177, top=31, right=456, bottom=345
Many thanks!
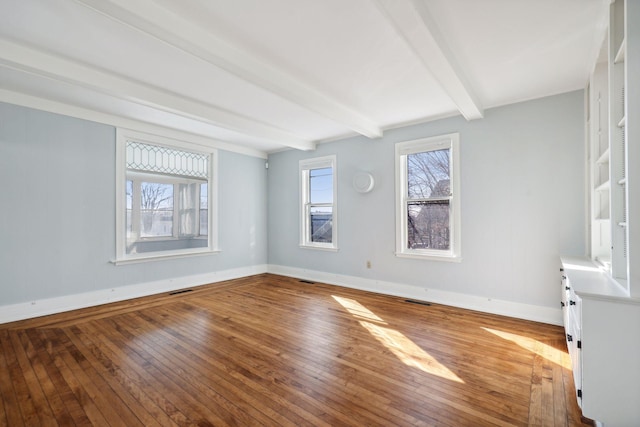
left=561, top=257, right=640, bottom=426
left=565, top=1, right=640, bottom=425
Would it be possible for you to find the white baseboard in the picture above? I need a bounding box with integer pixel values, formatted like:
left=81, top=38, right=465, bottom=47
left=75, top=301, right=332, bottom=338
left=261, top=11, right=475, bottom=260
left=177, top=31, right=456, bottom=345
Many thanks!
left=0, top=264, right=268, bottom=324
left=268, top=264, right=563, bottom=326
left=1, top=263, right=562, bottom=326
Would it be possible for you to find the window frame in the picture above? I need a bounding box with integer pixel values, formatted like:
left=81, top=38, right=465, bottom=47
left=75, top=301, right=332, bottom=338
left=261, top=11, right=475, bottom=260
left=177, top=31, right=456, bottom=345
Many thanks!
left=299, top=155, right=338, bottom=251
left=115, top=129, right=218, bottom=264
left=395, top=133, right=461, bottom=262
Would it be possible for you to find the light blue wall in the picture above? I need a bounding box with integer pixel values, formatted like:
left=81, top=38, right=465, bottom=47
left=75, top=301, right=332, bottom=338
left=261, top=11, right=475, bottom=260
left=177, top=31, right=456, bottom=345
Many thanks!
left=0, top=91, right=586, bottom=312
left=0, top=102, right=267, bottom=305
left=267, top=91, right=585, bottom=309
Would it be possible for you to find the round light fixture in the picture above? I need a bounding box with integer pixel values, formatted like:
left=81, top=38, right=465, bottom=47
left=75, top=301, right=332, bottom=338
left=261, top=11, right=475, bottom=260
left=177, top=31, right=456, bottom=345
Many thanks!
left=353, top=172, right=375, bottom=193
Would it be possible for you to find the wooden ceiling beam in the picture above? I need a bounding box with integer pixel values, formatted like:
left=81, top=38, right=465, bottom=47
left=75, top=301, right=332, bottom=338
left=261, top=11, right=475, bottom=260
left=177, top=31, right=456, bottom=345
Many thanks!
left=0, top=38, right=315, bottom=151
left=74, top=0, right=383, bottom=139
left=374, top=0, right=484, bottom=120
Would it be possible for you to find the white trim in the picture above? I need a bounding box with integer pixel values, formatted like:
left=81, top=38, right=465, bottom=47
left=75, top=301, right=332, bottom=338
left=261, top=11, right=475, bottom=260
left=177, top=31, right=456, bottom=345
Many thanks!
left=0, top=88, right=268, bottom=159
left=74, top=0, right=382, bottom=139
left=299, top=245, right=339, bottom=253
left=373, top=0, right=483, bottom=120
left=0, top=264, right=561, bottom=326
left=209, top=150, right=220, bottom=253
left=299, top=156, right=335, bottom=171
left=111, top=248, right=221, bottom=266
left=0, top=38, right=314, bottom=151
left=267, top=264, right=563, bottom=326
left=299, top=155, right=338, bottom=250
left=0, top=265, right=268, bottom=325
left=125, top=171, right=207, bottom=185
left=395, top=252, right=462, bottom=263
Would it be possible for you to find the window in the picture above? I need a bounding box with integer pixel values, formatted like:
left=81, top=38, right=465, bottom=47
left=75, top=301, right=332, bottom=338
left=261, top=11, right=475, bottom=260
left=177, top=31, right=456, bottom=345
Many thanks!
left=116, top=130, right=217, bottom=262
left=395, top=133, right=461, bottom=261
left=300, top=155, right=337, bottom=250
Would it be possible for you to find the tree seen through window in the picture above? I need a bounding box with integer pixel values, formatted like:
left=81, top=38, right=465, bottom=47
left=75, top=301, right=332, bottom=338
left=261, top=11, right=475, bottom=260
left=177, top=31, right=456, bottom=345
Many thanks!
left=407, top=149, right=451, bottom=250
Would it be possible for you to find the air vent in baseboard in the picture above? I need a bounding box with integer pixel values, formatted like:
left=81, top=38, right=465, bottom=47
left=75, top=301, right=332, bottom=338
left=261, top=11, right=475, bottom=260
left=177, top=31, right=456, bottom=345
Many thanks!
left=169, top=289, right=193, bottom=296
left=405, top=299, right=431, bottom=306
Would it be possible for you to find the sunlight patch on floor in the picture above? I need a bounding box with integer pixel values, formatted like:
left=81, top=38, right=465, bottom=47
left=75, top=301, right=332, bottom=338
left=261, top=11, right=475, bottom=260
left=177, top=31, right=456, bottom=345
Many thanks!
left=331, top=295, right=385, bottom=322
left=482, top=327, right=571, bottom=369
left=332, top=295, right=464, bottom=383
left=360, top=321, right=464, bottom=383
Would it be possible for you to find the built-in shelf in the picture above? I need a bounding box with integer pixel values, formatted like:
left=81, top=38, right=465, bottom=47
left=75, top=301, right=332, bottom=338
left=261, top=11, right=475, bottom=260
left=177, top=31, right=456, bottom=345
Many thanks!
left=595, top=255, right=611, bottom=271
left=574, top=2, right=639, bottom=423
left=596, top=148, right=610, bottom=164
left=614, top=38, right=625, bottom=63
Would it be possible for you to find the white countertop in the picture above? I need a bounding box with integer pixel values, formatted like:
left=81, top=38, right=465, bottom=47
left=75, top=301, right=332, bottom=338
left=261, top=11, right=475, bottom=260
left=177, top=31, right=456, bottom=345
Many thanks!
left=560, top=256, right=637, bottom=301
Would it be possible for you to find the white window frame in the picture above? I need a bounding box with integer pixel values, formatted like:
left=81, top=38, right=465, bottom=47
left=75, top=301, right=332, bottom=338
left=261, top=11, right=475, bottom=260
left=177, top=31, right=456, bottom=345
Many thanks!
left=395, top=133, right=461, bottom=262
left=299, top=155, right=338, bottom=251
left=115, top=129, right=218, bottom=264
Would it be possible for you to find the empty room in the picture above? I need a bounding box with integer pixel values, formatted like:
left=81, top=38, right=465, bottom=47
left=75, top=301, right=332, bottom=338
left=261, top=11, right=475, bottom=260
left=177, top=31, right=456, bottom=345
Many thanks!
left=1, top=0, right=639, bottom=426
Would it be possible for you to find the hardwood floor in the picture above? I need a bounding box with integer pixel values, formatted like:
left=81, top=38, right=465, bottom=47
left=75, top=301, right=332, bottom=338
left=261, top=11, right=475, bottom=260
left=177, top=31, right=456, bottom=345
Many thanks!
left=0, top=274, right=592, bottom=426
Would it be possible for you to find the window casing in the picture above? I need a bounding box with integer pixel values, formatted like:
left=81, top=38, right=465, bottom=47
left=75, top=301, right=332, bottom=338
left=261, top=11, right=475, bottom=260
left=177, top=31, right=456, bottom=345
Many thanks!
left=300, top=155, right=337, bottom=250
left=116, top=129, right=217, bottom=263
left=395, top=133, right=461, bottom=261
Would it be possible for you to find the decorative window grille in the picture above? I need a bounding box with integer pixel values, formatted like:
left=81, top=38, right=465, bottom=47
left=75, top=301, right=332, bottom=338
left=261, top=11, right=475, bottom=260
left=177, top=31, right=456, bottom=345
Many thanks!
left=126, top=141, right=208, bottom=179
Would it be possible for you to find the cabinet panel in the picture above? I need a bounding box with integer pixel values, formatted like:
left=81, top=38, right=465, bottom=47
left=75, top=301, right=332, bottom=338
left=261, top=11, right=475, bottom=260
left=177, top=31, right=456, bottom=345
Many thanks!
left=561, top=269, right=583, bottom=408
left=561, top=257, right=640, bottom=425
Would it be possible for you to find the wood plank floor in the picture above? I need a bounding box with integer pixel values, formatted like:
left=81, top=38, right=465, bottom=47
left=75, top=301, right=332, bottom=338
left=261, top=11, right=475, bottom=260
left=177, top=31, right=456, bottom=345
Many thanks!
left=0, top=274, right=593, bottom=426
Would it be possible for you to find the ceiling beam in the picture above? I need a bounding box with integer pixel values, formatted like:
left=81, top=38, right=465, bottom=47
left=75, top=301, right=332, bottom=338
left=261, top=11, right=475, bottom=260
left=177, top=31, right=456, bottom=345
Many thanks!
left=0, top=38, right=315, bottom=151
left=0, top=88, right=269, bottom=159
left=73, top=0, right=383, bottom=139
left=374, top=0, right=483, bottom=120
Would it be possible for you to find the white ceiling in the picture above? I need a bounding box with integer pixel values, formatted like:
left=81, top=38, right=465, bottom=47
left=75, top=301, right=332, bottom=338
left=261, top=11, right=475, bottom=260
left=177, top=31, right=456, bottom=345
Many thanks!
left=0, top=0, right=608, bottom=157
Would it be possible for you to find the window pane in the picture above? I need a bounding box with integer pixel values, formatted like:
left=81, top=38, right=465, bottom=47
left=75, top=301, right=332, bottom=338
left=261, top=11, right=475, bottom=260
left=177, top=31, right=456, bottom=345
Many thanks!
left=126, top=180, right=133, bottom=238
left=178, top=183, right=198, bottom=236
left=140, top=182, right=173, bottom=237
left=310, top=167, right=333, bottom=204
left=200, top=182, right=208, bottom=236
left=310, top=206, right=332, bottom=243
left=407, top=200, right=450, bottom=250
left=407, top=149, right=450, bottom=198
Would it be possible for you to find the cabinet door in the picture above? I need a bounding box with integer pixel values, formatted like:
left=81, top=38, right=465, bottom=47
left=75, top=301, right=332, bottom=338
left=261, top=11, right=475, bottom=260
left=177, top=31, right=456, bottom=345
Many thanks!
left=569, top=299, right=582, bottom=408
left=563, top=282, right=582, bottom=408
left=561, top=273, right=570, bottom=326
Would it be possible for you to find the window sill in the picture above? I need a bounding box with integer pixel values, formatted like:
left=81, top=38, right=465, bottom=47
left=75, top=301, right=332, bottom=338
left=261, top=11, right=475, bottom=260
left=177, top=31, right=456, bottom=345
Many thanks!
left=133, top=236, right=209, bottom=242
left=112, top=248, right=220, bottom=265
left=395, top=251, right=462, bottom=263
left=299, top=244, right=339, bottom=252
